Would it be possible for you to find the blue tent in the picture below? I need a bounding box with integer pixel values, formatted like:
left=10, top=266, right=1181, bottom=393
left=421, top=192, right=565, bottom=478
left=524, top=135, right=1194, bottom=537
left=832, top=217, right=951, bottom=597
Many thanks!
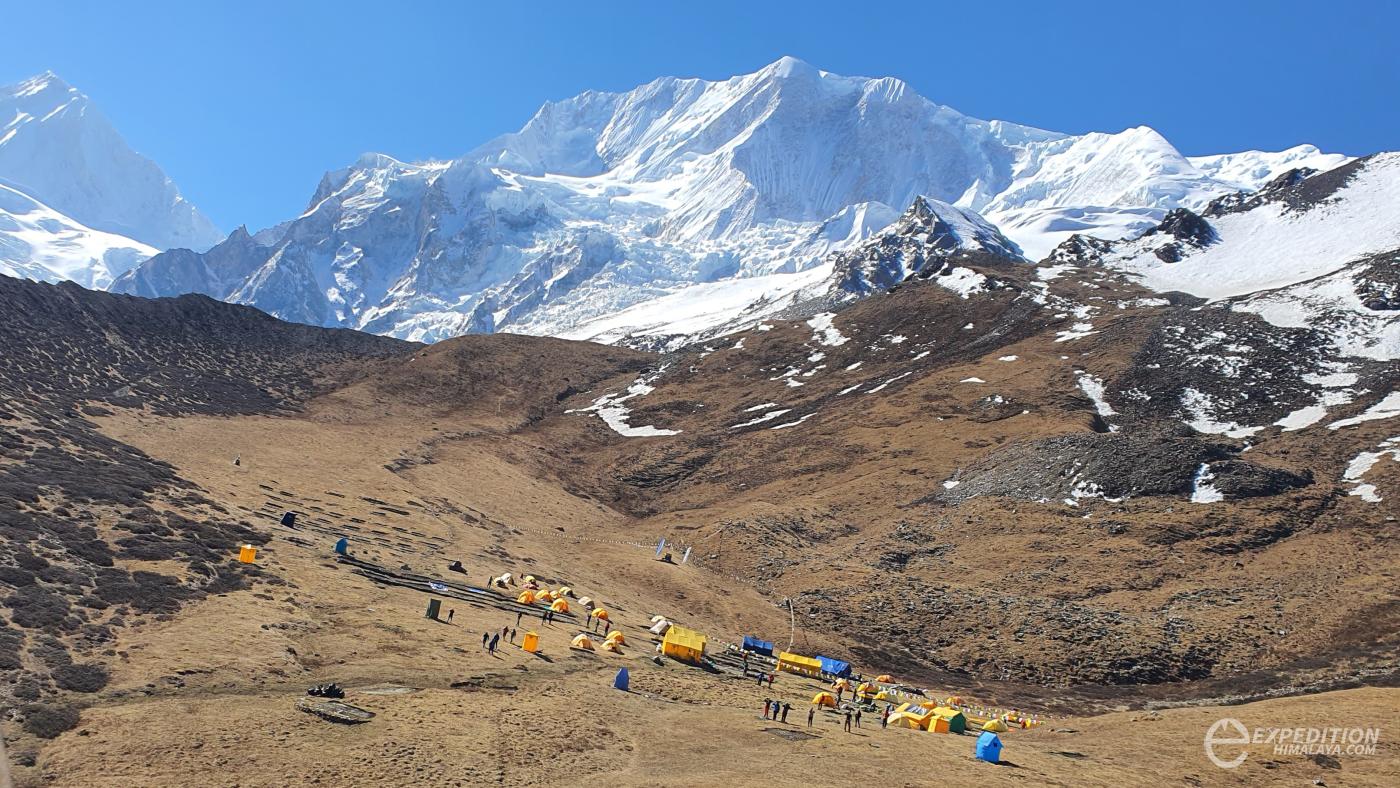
left=975, top=731, right=1002, bottom=764
left=817, top=656, right=852, bottom=678
left=334, top=537, right=349, bottom=555
left=613, top=667, right=630, bottom=691
left=741, top=636, right=773, bottom=656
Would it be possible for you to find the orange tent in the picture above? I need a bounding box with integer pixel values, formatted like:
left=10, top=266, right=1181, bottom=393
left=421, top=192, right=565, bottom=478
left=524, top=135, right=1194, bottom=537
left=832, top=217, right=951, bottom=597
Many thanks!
left=550, top=598, right=569, bottom=613
left=516, top=590, right=537, bottom=605
left=605, top=630, right=625, bottom=645
left=591, top=609, right=610, bottom=621
left=570, top=634, right=594, bottom=650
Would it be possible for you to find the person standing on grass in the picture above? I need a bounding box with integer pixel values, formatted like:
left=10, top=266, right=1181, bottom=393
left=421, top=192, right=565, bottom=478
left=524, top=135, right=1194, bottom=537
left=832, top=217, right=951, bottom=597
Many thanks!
left=482, top=632, right=489, bottom=649
left=509, top=628, right=517, bottom=643
left=807, top=707, right=815, bottom=727
left=843, top=710, right=852, bottom=732
left=767, top=673, right=775, bottom=689
left=488, top=633, right=499, bottom=654
left=781, top=702, right=791, bottom=723
left=855, top=709, right=862, bottom=729
left=881, top=706, right=890, bottom=729
left=516, top=611, right=523, bottom=627
left=763, top=698, right=771, bottom=719
left=447, top=609, right=454, bottom=623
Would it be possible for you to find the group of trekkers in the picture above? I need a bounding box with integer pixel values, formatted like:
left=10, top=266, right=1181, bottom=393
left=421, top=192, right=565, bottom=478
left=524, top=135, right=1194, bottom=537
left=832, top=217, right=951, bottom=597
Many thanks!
left=479, top=624, right=519, bottom=655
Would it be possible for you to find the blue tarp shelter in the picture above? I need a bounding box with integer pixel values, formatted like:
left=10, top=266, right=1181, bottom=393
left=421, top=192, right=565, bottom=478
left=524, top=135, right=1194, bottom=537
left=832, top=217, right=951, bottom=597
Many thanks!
left=334, top=537, right=349, bottom=555
left=975, top=731, right=1002, bottom=764
left=741, top=636, right=774, bottom=656
left=817, top=656, right=852, bottom=678
left=614, top=667, right=630, bottom=691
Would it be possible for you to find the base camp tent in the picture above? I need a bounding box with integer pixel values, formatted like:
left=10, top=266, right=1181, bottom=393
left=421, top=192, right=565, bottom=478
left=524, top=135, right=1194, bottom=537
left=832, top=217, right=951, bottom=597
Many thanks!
left=875, top=674, right=892, bottom=683
left=742, top=636, right=774, bottom=656
left=811, top=692, right=836, bottom=708
left=649, top=619, right=671, bottom=635
left=888, top=712, right=927, bottom=730
left=776, top=652, right=822, bottom=677
left=550, top=598, right=569, bottom=613
left=570, top=634, right=594, bottom=650
left=591, top=609, right=610, bottom=621
left=605, top=630, right=625, bottom=646
left=661, top=625, right=707, bottom=663
left=931, top=707, right=967, bottom=734
left=816, top=656, right=852, bottom=678
left=982, top=719, right=1009, bottom=733
left=975, top=731, right=1002, bottom=763
left=517, top=590, right=537, bottom=604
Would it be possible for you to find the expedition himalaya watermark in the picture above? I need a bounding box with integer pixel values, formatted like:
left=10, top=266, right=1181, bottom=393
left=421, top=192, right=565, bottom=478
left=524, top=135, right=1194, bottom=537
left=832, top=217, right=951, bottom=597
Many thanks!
left=1205, top=718, right=1382, bottom=769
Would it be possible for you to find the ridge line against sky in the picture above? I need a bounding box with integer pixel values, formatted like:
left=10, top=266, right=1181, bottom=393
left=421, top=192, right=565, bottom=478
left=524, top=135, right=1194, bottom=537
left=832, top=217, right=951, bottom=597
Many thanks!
left=4, top=0, right=1394, bottom=234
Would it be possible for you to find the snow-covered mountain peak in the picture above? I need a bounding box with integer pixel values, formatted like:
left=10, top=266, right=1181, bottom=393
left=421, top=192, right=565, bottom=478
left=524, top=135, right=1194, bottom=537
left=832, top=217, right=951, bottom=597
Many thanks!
left=105, top=60, right=1361, bottom=346
left=0, top=72, right=222, bottom=254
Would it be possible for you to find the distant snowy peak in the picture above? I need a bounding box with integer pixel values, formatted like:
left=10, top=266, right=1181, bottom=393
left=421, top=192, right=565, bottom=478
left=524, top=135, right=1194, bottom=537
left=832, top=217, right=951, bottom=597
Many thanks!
left=1047, top=154, right=1400, bottom=303
left=1188, top=145, right=1353, bottom=192
left=0, top=72, right=222, bottom=252
left=829, top=196, right=1023, bottom=295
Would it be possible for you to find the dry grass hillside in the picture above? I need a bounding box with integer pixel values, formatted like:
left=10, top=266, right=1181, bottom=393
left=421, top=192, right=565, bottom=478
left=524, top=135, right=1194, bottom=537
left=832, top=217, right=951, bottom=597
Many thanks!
left=0, top=273, right=1396, bottom=786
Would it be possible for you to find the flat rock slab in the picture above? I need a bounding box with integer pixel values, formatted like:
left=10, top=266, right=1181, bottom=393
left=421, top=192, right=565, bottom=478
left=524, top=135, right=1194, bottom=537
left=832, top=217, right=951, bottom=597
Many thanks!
left=297, top=698, right=375, bottom=724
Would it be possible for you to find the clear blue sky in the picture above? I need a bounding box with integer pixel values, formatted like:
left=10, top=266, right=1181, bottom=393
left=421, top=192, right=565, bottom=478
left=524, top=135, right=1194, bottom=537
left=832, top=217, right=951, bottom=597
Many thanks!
left=4, top=0, right=1394, bottom=233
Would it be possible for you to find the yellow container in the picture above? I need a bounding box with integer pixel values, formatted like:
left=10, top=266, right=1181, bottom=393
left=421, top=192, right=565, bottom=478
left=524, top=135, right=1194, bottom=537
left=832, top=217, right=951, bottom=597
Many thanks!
left=522, top=631, right=539, bottom=653
left=238, top=544, right=257, bottom=563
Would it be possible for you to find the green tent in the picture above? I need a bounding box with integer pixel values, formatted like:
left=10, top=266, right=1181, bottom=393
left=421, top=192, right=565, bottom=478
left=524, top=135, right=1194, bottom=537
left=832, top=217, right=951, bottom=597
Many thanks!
left=931, top=706, right=967, bottom=734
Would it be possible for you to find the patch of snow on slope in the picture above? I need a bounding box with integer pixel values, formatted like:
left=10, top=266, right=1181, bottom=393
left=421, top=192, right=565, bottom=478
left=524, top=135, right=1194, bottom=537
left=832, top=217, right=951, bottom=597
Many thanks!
left=731, top=409, right=791, bottom=429
left=1329, top=392, right=1400, bottom=430
left=1342, top=437, right=1400, bottom=503
left=571, top=368, right=680, bottom=437
left=770, top=413, right=815, bottom=430
left=1190, top=463, right=1224, bottom=503
left=807, top=312, right=849, bottom=347
left=1076, top=371, right=1118, bottom=430
left=933, top=267, right=988, bottom=298
left=1180, top=387, right=1263, bottom=438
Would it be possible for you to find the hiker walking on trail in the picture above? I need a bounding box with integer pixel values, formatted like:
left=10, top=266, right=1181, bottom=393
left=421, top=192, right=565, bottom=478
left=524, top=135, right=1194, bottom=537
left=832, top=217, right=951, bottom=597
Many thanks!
left=501, top=625, right=509, bottom=641
left=756, top=672, right=764, bottom=688
left=843, top=710, right=852, bottom=732
left=603, top=620, right=611, bottom=636
left=482, top=632, right=490, bottom=649
left=762, top=698, right=771, bottom=719
left=881, top=707, right=890, bottom=729
left=516, top=611, right=523, bottom=627
left=854, top=709, right=862, bottom=728
left=509, top=628, right=517, bottom=643
left=488, top=633, right=499, bottom=654
left=781, top=703, right=791, bottom=723
left=767, top=673, right=774, bottom=689
left=807, top=707, right=815, bottom=727
left=447, top=609, right=454, bottom=623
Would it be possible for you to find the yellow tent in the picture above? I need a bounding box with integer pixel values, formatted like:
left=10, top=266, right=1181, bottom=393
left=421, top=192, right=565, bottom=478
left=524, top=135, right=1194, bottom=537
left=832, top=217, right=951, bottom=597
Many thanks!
left=889, top=704, right=935, bottom=730
left=557, top=586, right=572, bottom=597
left=550, top=598, right=569, bottom=613
left=570, top=634, right=594, bottom=650
left=591, top=608, right=610, bottom=621
left=661, top=625, right=707, bottom=664
left=536, top=590, right=555, bottom=602
left=832, top=678, right=851, bottom=690
left=811, top=692, right=836, bottom=707
left=982, top=719, right=1009, bottom=732
left=523, top=575, right=536, bottom=584
left=517, top=590, right=537, bottom=604
left=605, top=630, right=625, bottom=645
left=600, top=638, right=621, bottom=652
left=776, top=652, right=822, bottom=677
left=856, top=682, right=875, bottom=696
left=888, top=712, right=927, bottom=730
left=919, top=700, right=940, bottom=710
left=522, top=631, right=539, bottom=653
left=876, top=674, right=892, bottom=683
left=930, top=716, right=951, bottom=734
left=874, top=690, right=893, bottom=701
